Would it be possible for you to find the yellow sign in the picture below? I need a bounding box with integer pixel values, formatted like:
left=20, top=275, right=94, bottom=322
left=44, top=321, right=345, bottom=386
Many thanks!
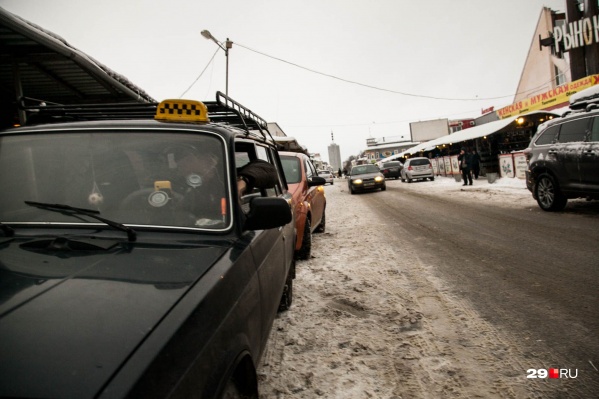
left=496, top=75, right=599, bottom=119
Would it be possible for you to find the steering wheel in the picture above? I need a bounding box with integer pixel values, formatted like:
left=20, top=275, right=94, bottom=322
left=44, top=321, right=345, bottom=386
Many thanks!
left=119, top=188, right=184, bottom=210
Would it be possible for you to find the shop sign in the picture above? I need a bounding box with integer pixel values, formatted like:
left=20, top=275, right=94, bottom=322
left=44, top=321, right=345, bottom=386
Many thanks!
left=496, top=75, right=599, bottom=119
left=554, top=14, right=599, bottom=53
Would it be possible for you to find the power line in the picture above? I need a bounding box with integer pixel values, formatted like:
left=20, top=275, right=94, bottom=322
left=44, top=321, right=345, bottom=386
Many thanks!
left=234, top=42, right=566, bottom=103
left=179, top=47, right=220, bottom=98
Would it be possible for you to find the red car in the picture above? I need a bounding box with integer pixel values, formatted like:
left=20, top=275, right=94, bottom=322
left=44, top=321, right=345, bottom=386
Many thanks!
left=280, top=151, right=327, bottom=260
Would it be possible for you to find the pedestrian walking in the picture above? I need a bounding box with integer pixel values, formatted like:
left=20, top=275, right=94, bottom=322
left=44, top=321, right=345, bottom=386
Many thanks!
left=471, top=149, right=480, bottom=179
left=458, top=148, right=473, bottom=186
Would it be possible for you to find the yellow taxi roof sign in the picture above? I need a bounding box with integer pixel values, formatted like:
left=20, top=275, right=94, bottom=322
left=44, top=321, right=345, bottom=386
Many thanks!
left=155, top=99, right=209, bottom=122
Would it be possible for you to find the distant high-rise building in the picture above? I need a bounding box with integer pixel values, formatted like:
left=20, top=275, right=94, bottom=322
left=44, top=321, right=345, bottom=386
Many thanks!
left=328, top=131, right=341, bottom=171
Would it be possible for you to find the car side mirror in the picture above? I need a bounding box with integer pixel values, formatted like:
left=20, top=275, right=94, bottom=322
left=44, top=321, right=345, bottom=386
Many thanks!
left=243, top=197, right=292, bottom=231
left=308, top=176, right=327, bottom=187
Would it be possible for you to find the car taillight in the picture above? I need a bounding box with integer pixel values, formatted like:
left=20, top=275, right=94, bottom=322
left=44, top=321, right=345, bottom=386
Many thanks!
left=408, top=166, right=413, bottom=171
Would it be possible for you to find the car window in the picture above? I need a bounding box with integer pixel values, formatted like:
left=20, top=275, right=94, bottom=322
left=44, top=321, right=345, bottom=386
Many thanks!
left=534, top=125, right=559, bottom=145
left=255, top=145, right=280, bottom=197
left=0, top=131, right=231, bottom=229
left=280, top=156, right=301, bottom=184
left=305, top=159, right=316, bottom=179
left=351, top=164, right=379, bottom=175
left=557, top=118, right=589, bottom=143
left=410, top=159, right=430, bottom=166
left=590, top=116, right=599, bottom=142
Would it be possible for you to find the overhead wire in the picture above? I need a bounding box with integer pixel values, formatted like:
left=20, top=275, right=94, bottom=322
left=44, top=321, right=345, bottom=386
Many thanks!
left=179, top=47, right=220, bottom=98
left=234, top=42, right=566, bottom=103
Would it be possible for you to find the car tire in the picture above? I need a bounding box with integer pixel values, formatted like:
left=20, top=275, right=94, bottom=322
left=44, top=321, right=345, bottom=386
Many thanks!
left=430, top=176, right=435, bottom=181
left=407, top=178, right=412, bottom=183
left=349, top=185, right=355, bottom=195
left=535, top=174, right=567, bottom=211
left=315, top=209, right=326, bottom=233
left=381, top=185, right=386, bottom=191
left=278, top=267, right=294, bottom=312
left=297, top=218, right=312, bottom=260
left=401, top=177, right=405, bottom=182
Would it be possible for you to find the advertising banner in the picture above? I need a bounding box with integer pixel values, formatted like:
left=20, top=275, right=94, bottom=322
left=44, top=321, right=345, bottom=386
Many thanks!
left=499, top=154, right=515, bottom=178
left=496, top=75, right=599, bottom=119
left=513, top=152, right=527, bottom=179
left=443, top=157, right=452, bottom=177
left=450, top=155, right=460, bottom=175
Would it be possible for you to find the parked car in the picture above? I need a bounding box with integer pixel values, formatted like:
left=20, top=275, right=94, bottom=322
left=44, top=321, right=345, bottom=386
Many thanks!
left=0, top=93, right=296, bottom=399
left=280, top=152, right=327, bottom=260
left=318, top=169, right=335, bottom=185
left=381, top=160, right=403, bottom=179
left=347, top=164, right=386, bottom=194
left=524, top=93, right=599, bottom=211
left=401, top=157, right=435, bottom=182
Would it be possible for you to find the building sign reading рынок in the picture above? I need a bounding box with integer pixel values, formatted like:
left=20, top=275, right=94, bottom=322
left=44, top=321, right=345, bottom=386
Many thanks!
left=554, top=13, right=599, bottom=53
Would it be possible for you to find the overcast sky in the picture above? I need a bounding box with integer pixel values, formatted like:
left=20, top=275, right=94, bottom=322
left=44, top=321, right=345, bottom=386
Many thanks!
left=1, top=0, right=566, bottom=163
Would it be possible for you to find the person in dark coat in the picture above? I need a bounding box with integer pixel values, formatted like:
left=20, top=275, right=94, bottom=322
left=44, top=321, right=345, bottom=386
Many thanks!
left=458, top=148, right=473, bottom=186
left=470, top=149, right=481, bottom=179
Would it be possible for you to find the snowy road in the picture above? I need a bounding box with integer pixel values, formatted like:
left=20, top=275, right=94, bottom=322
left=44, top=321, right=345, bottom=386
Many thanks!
left=258, top=177, right=599, bottom=398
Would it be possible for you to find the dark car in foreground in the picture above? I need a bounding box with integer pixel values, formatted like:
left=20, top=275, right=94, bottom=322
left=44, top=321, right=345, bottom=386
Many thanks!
left=280, top=151, right=326, bottom=260
left=381, top=160, right=403, bottom=179
left=524, top=91, right=599, bottom=211
left=348, top=164, right=386, bottom=194
left=0, top=93, right=295, bottom=398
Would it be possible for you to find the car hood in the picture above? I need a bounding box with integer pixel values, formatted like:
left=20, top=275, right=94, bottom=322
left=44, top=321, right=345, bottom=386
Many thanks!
left=0, top=236, right=229, bottom=399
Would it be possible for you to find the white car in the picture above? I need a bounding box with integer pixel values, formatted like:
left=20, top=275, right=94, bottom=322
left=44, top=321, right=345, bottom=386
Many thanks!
left=317, top=170, right=334, bottom=185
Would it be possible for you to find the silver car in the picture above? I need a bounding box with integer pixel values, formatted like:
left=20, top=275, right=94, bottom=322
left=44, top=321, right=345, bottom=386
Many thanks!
left=400, top=157, right=435, bottom=182
left=318, top=169, right=334, bottom=185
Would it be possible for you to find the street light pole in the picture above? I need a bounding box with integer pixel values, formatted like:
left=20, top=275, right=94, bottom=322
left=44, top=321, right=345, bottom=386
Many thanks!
left=201, top=30, right=232, bottom=97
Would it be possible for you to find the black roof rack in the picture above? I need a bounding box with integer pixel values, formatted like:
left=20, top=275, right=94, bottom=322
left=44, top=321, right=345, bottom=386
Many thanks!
left=18, top=91, right=275, bottom=142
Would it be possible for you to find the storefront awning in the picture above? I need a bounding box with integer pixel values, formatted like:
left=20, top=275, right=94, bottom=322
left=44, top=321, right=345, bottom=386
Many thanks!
left=397, top=110, right=562, bottom=158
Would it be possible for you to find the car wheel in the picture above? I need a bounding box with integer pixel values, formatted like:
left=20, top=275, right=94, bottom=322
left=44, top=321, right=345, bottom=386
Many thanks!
left=407, top=178, right=412, bottom=183
left=430, top=176, right=435, bottom=181
left=381, top=185, right=386, bottom=191
left=220, top=374, right=257, bottom=399
left=349, top=185, right=355, bottom=194
left=315, top=209, right=326, bottom=233
left=278, top=266, right=294, bottom=312
left=297, top=218, right=312, bottom=260
left=401, top=177, right=405, bottom=182
left=535, top=174, right=567, bottom=211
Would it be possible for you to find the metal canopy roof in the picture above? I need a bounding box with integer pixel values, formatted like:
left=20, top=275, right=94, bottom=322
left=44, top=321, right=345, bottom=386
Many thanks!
left=0, top=6, right=155, bottom=126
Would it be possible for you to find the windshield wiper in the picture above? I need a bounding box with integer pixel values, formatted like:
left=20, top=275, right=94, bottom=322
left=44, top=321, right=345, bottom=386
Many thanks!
left=24, top=201, right=137, bottom=242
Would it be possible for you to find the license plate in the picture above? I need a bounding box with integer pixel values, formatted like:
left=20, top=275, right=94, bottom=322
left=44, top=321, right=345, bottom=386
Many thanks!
left=364, top=182, right=374, bottom=187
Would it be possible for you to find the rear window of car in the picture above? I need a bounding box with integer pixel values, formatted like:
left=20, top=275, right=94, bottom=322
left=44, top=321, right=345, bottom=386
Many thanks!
left=557, top=117, right=590, bottom=143
left=408, top=159, right=430, bottom=166
left=534, top=125, right=559, bottom=145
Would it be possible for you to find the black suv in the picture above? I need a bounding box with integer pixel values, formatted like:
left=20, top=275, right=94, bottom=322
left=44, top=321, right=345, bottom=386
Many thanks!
left=524, top=93, right=599, bottom=211
left=0, top=93, right=295, bottom=398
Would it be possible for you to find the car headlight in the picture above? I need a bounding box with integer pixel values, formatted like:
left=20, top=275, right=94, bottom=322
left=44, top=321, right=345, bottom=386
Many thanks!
left=353, top=179, right=363, bottom=185
left=374, top=176, right=384, bottom=182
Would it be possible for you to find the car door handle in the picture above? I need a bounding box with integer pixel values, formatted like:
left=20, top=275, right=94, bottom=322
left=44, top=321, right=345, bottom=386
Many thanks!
left=547, top=149, right=558, bottom=155
left=582, top=150, right=597, bottom=157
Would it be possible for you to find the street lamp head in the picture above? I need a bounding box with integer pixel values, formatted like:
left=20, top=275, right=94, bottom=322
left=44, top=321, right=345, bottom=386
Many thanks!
left=201, top=30, right=214, bottom=40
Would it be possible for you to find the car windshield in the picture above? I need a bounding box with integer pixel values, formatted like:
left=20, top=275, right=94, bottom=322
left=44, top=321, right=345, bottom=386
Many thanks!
left=351, top=165, right=379, bottom=175
left=280, top=156, right=301, bottom=184
left=0, top=131, right=231, bottom=230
